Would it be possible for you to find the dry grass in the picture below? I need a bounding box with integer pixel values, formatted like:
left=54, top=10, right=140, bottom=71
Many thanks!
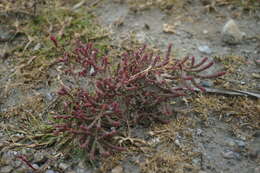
left=0, top=0, right=259, bottom=172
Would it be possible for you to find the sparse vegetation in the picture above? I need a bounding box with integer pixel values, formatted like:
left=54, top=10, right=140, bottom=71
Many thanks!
left=0, top=0, right=259, bottom=172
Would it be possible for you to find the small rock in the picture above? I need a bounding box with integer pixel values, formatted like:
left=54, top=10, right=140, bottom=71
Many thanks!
left=196, top=128, right=203, bottom=136
left=225, top=138, right=236, bottom=148
left=1, top=151, right=15, bottom=163
left=45, top=170, right=55, bottom=173
left=221, top=19, right=246, bottom=44
left=66, top=171, right=76, bottom=173
left=34, top=152, right=47, bottom=163
left=249, top=149, right=259, bottom=160
left=33, top=43, right=41, bottom=51
left=76, top=167, right=89, bottom=173
left=203, top=30, right=208, bottom=34
left=198, top=171, right=207, bottom=173
left=252, top=73, right=260, bottom=79
left=15, top=167, right=30, bottom=173
left=89, top=66, right=95, bottom=75
left=254, top=57, right=260, bottom=66
left=0, top=25, right=16, bottom=42
left=163, top=24, right=176, bottom=34
left=46, top=92, right=54, bottom=101
left=174, top=139, right=181, bottom=147
left=72, top=0, right=86, bottom=10
left=136, top=31, right=147, bottom=43
left=111, top=165, right=124, bottom=173
left=192, top=158, right=201, bottom=166
left=148, top=137, right=160, bottom=146
left=11, top=160, right=22, bottom=168
left=198, top=45, right=212, bottom=54
left=222, top=150, right=240, bottom=160
left=77, top=161, right=85, bottom=169
left=32, top=164, right=40, bottom=169
left=0, top=166, right=13, bottom=173
left=253, top=130, right=260, bottom=137
left=59, top=162, right=70, bottom=170
left=235, top=140, right=246, bottom=147
left=253, top=166, right=260, bottom=173
left=200, top=80, right=213, bottom=87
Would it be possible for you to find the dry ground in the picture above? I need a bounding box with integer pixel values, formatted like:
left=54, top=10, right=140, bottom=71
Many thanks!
left=0, top=0, right=259, bottom=173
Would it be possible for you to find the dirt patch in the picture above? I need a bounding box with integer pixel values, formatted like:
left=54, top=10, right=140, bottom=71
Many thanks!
left=0, top=0, right=259, bottom=173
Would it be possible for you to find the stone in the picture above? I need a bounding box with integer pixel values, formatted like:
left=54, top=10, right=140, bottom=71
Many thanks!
left=45, top=170, right=55, bottom=173
left=59, top=162, right=70, bottom=170
left=32, top=164, right=40, bottom=170
left=249, top=149, right=259, bottom=160
left=253, top=166, right=260, bottom=173
left=46, top=92, right=54, bottom=101
left=66, top=171, right=76, bottom=173
left=163, top=24, right=176, bottom=34
left=235, top=140, right=246, bottom=147
left=225, top=138, right=236, bottom=148
left=254, top=57, right=260, bottom=66
left=198, top=171, right=207, bottom=173
left=33, top=43, right=42, bottom=51
left=1, top=151, right=15, bottom=163
left=34, top=151, right=47, bottom=163
left=0, top=25, right=16, bottom=42
left=11, top=160, right=22, bottom=168
left=222, top=150, right=240, bottom=160
left=192, top=158, right=201, bottom=166
left=76, top=167, right=90, bottom=173
left=15, top=167, right=30, bottom=173
left=0, top=166, right=13, bottom=173
left=196, top=128, right=203, bottom=136
left=111, top=165, right=124, bottom=173
left=200, top=80, right=213, bottom=87
left=198, top=45, right=212, bottom=54
left=203, top=30, right=208, bottom=34
left=136, top=31, right=147, bottom=44
left=221, top=19, right=246, bottom=44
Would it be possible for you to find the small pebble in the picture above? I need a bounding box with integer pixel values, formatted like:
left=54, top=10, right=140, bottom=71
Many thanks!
left=196, top=128, right=203, bottom=136
left=249, top=149, right=259, bottom=160
left=59, top=162, right=70, bottom=170
left=32, top=164, right=40, bottom=170
left=203, top=30, right=208, bottom=34
left=33, top=43, right=42, bottom=51
left=200, top=81, right=213, bottom=87
left=235, top=140, right=246, bottom=147
left=222, top=150, right=240, bottom=160
left=34, top=152, right=47, bottom=163
left=136, top=31, right=147, bottom=43
left=0, top=166, right=13, bottom=173
left=66, top=171, right=76, bottom=173
left=254, top=166, right=260, bottom=173
left=174, top=139, right=181, bottom=147
left=11, top=160, right=22, bottom=168
left=225, top=138, right=236, bottom=148
left=192, top=158, right=201, bottom=166
left=111, top=165, right=124, bottom=173
left=198, top=45, right=212, bottom=54
left=46, top=93, right=54, bottom=101
left=45, top=170, right=55, bottom=173
left=198, top=171, right=207, bottom=173
left=221, top=19, right=246, bottom=44
left=76, top=167, right=88, bottom=173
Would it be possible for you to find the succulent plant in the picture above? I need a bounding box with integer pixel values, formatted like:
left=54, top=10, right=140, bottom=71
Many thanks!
left=51, top=37, right=225, bottom=160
